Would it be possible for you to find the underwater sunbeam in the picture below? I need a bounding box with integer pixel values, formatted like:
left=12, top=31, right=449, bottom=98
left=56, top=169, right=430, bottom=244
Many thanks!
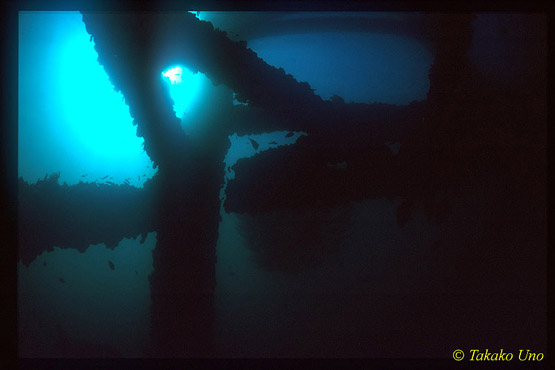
left=161, top=65, right=201, bottom=119
left=18, top=11, right=156, bottom=187
left=162, top=66, right=183, bottom=84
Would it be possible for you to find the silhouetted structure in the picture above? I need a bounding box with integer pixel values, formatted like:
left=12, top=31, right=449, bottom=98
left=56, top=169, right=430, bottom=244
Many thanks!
left=18, top=12, right=546, bottom=357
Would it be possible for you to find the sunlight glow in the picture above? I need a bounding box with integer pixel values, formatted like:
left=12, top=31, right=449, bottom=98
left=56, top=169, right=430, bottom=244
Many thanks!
left=161, top=65, right=201, bottom=119
left=18, top=11, right=156, bottom=187
left=162, top=66, right=183, bottom=84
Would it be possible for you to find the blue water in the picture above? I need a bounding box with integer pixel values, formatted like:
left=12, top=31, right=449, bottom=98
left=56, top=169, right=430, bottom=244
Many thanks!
left=248, top=32, right=433, bottom=105
left=18, top=11, right=159, bottom=357
left=17, top=11, right=447, bottom=357
left=18, top=11, right=157, bottom=188
left=161, top=65, right=203, bottom=120
left=18, top=233, right=157, bottom=357
left=17, top=11, right=309, bottom=357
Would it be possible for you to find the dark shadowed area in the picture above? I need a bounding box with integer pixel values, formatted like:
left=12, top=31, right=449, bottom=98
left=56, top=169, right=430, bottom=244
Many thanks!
left=17, top=10, right=546, bottom=359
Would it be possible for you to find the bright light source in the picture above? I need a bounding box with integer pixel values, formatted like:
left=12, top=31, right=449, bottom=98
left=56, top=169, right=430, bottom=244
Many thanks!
left=162, top=66, right=183, bottom=84
left=161, top=65, right=201, bottom=119
left=188, top=11, right=201, bottom=19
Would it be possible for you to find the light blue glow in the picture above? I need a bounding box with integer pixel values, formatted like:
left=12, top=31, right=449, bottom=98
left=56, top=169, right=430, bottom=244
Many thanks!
left=248, top=32, right=434, bottom=105
left=188, top=11, right=203, bottom=20
left=162, top=66, right=183, bottom=84
left=18, top=11, right=157, bottom=187
left=161, top=65, right=202, bottom=119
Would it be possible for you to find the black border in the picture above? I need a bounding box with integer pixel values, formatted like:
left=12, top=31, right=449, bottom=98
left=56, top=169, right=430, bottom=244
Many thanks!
left=2, top=1, right=552, bottom=368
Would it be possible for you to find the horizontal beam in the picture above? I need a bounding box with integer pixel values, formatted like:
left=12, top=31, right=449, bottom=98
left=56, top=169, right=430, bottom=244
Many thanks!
left=18, top=174, right=156, bottom=266
left=80, top=12, right=433, bottom=150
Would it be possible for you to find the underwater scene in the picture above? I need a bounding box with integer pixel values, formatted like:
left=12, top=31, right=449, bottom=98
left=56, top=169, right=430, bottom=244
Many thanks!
left=17, top=11, right=546, bottom=358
